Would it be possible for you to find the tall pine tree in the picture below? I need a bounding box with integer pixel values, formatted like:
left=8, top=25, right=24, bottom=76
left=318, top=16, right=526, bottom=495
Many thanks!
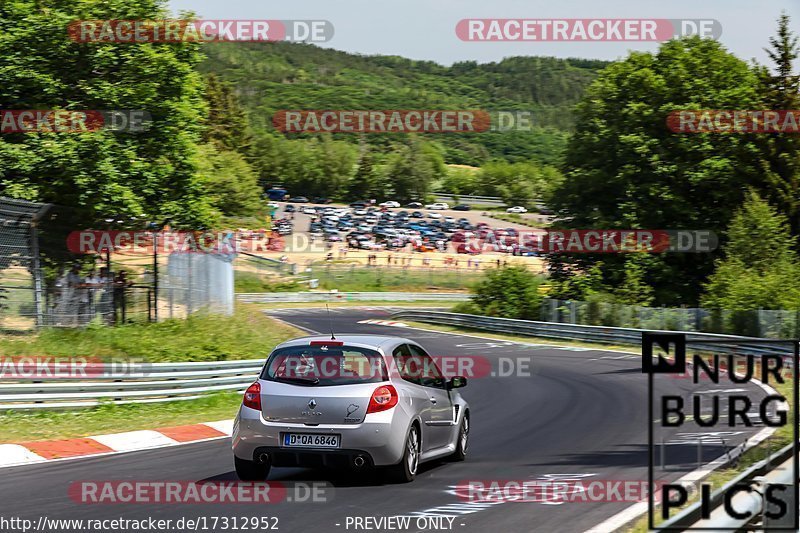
left=757, top=12, right=800, bottom=235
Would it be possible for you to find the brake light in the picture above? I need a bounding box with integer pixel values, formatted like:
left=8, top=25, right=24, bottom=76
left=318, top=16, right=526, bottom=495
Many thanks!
left=243, top=382, right=261, bottom=410
left=367, top=384, right=398, bottom=414
left=310, top=341, right=344, bottom=346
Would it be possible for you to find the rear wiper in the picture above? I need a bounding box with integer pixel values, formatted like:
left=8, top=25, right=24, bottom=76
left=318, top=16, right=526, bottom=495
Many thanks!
left=279, top=376, right=320, bottom=386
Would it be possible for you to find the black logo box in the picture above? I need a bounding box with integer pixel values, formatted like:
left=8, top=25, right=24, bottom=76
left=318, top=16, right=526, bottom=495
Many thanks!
left=643, top=332, right=799, bottom=531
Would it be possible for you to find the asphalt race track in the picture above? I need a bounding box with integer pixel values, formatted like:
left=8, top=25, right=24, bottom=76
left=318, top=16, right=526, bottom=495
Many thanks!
left=0, top=307, right=770, bottom=533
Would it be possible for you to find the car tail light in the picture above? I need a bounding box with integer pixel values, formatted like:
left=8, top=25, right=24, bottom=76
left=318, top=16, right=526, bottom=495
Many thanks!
left=367, top=384, right=398, bottom=414
left=243, top=382, right=261, bottom=410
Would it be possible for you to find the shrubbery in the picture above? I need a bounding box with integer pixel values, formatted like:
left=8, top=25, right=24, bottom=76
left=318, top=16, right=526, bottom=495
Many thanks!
left=461, top=266, right=544, bottom=320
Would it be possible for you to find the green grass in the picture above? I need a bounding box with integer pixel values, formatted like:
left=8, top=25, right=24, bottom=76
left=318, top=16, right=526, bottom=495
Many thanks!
left=235, top=271, right=301, bottom=293
left=0, top=304, right=300, bottom=362
left=0, top=391, right=242, bottom=443
left=235, top=266, right=481, bottom=293
left=311, top=267, right=480, bottom=292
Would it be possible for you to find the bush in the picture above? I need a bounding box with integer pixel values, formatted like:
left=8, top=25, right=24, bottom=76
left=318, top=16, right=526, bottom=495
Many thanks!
left=451, top=301, right=481, bottom=315
left=470, top=266, right=544, bottom=320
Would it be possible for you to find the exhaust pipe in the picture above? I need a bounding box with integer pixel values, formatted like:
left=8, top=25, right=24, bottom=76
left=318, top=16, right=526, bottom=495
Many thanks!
left=257, top=453, right=270, bottom=464
left=353, top=455, right=366, bottom=468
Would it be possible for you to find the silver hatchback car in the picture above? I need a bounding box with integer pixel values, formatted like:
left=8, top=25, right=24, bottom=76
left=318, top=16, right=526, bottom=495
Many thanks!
left=232, top=335, right=470, bottom=482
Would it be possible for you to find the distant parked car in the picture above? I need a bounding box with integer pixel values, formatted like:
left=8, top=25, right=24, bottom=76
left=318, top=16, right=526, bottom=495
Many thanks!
left=506, top=206, right=527, bottom=214
left=456, top=243, right=481, bottom=255
left=380, top=201, right=401, bottom=208
left=291, top=196, right=310, bottom=203
left=425, top=202, right=449, bottom=210
left=406, top=202, right=423, bottom=209
left=302, top=206, right=317, bottom=215
left=350, top=201, right=368, bottom=208
left=535, top=204, right=555, bottom=215
left=313, top=197, right=332, bottom=204
left=284, top=204, right=296, bottom=213
left=427, top=212, right=442, bottom=219
left=452, top=204, right=471, bottom=211
left=267, top=202, right=280, bottom=209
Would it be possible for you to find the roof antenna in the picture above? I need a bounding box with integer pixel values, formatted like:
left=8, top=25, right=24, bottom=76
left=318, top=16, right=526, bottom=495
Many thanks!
left=326, top=304, right=336, bottom=340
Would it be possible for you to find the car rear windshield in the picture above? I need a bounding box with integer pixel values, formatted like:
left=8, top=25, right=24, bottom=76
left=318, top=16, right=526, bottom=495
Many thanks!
left=261, top=345, right=388, bottom=386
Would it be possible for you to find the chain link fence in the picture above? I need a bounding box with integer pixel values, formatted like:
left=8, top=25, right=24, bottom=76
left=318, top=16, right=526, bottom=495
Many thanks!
left=0, top=197, right=50, bottom=332
left=540, top=298, right=800, bottom=338
left=0, top=198, right=234, bottom=331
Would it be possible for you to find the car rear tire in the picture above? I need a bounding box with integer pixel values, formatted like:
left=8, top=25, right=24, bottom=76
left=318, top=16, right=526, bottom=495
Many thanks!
left=234, top=456, right=270, bottom=481
left=450, top=415, right=469, bottom=462
left=386, top=425, right=419, bottom=483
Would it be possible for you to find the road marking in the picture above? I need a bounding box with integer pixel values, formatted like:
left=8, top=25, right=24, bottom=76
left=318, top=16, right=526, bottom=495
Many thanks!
left=203, top=420, right=234, bottom=436
left=455, top=341, right=514, bottom=349
left=90, top=430, right=178, bottom=452
left=0, top=445, right=46, bottom=466
left=695, top=388, right=749, bottom=394
left=357, top=319, right=409, bottom=327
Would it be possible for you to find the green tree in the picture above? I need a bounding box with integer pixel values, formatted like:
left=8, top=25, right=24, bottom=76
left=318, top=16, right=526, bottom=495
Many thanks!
left=756, top=13, right=800, bottom=235
left=203, top=73, right=253, bottom=155
left=195, top=144, right=262, bottom=216
left=470, top=266, right=543, bottom=320
left=348, top=147, right=375, bottom=201
left=476, top=160, right=560, bottom=206
left=316, top=135, right=357, bottom=198
left=384, top=138, right=445, bottom=202
left=0, top=0, right=213, bottom=229
left=440, top=166, right=479, bottom=196
left=550, top=37, right=764, bottom=305
left=703, top=191, right=800, bottom=312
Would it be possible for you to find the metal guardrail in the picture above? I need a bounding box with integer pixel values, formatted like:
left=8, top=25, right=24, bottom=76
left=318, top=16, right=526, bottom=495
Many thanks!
left=237, top=292, right=471, bottom=303
left=432, top=193, right=508, bottom=206
left=659, top=443, right=796, bottom=530
left=389, top=310, right=794, bottom=358
left=0, top=359, right=264, bottom=410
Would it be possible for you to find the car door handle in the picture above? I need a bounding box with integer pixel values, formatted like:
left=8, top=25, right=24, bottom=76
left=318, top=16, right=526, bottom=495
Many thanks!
left=429, top=397, right=437, bottom=404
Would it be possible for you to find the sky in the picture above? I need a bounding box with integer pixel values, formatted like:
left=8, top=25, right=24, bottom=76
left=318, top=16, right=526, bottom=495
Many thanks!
left=166, top=0, right=799, bottom=66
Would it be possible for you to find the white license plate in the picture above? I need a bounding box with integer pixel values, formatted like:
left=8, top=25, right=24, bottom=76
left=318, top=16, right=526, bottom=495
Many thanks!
left=282, top=433, right=341, bottom=448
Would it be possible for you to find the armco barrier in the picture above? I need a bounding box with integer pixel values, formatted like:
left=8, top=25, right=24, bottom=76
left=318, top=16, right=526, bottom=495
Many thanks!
left=389, top=310, right=793, bottom=358
left=237, top=292, right=471, bottom=303
left=0, top=359, right=264, bottom=410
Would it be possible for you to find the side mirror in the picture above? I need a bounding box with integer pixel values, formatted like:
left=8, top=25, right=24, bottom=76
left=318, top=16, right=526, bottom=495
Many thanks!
left=447, top=376, right=467, bottom=390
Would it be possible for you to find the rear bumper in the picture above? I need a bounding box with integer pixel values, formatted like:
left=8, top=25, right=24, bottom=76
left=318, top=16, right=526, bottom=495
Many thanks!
left=252, top=446, right=376, bottom=469
left=232, top=406, right=408, bottom=467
